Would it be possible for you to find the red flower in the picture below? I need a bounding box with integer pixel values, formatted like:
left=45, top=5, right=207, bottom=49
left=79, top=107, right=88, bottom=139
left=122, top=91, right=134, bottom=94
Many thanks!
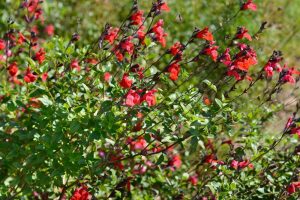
left=168, top=62, right=180, bottom=81
left=23, top=0, right=39, bottom=13
left=114, top=49, right=124, bottom=61
left=151, top=19, right=167, bottom=47
left=287, top=182, right=300, bottom=194
left=203, top=96, right=211, bottom=106
left=235, top=27, right=252, bottom=41
left=168, top=154, right=182, bottom=169
left=158, top=2, right=170, bottom=12
left=8, top=62, right=18, bottom=77
left=129, top=137, right=147, bottom=151
left=41, top=72, right=48, bottom=82
left=70, top=186, right=91, bottom=200
left=119, top=73, right=133, bottom=89
left=45, top=24, right=55, bottom=36
left=230, top=160, right=239, bottom=170
left=105, top=27, right=119, bottom=45
left=202, top=45, right=219, bottom=62
left=242, top=0, right=257, bottom=11
left=204, top=154, right=217, bottom=164
left=28, top=98, right=41, bottom=108
left=219, top=48, right=231, bottom=66
left=232, top=46, right=257, bottom=71
left=24, top=68, right=37, bottom=83
left=104, top=72, right=111, bottom=82
left=142, top=89, right=157, bottom=107
left=130, top=64, right=144, bottom=79
left=291, top=126, right=300, bottom=138
left=110, top=153, right=124, bottom=170
left=120, top=36, right=134, bottom=55
left=34, top=48, right=46, bottom=64
left=230, top=159, right=253, bottom=170
left=227, top=70, right=241, bottom=80
left=281, top=66, right=298, bottom=84
left=196, top=27, right=214, bottom=42
left=131, top=10, right=144, bottom=26
left=0, top=39, right=6, bottom=50
left=137, top=26, right=146, bottom=44
left=133, top=164, right=147, bottom=175
left=31, top=26, right=39, bottom=35
left=264, top=65, right=273, bottom=77
left=169, top=42, right=183, bottom=56
left=86, top=58, right=98, bottom=65
left=70, top=60, right=81, bottom=72
left=288, top=184, right=296, bottom=195
left=188, top=175, right=198, bottom=186
left=125, top=89, right=141, bottom=107
left=282, top=74, right=295, bottom=84
left=17, top=32, right=26, bottom=45
left=238, top=160, right=253, bottom=169
left=264, top=53, right=283, bottom=77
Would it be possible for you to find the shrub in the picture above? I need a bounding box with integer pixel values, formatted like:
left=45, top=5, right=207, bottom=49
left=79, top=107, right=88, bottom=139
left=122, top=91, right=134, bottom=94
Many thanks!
left=0, top=0, right=300, bottom=199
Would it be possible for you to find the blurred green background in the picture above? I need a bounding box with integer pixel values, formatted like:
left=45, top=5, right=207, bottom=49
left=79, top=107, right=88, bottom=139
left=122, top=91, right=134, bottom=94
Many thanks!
left=41, top=0, right=300, bottom=64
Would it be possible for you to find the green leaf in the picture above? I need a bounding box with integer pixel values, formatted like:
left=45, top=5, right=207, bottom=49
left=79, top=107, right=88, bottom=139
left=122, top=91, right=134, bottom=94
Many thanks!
left=215, top=98, right=223, bottom=108
left=203, top=79, right=217, bottom=92
left=38, top=95, right=53, bottom=106
left=70, top=121, right=80, bottom=133
left=156, top=154, right=165, bottom=165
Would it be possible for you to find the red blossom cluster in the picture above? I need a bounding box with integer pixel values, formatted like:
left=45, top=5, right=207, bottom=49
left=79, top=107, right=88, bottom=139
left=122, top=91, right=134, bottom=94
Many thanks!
left=70, top=186, right=91, bottom=200
left=287, top=182, right=300, bottom=194
left=230, top=159, right=254, bottom=170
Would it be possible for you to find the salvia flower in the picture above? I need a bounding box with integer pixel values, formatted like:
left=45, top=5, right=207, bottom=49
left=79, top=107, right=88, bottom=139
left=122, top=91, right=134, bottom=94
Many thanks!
left=45, top=24, right=55, bottom=36
left=241, top=0, right=257, bottom=11
left=231, top=45, right=257, bottom=71
left=70, top=185, right=91, bottom=200
left=41, top=72, right=48, bottom=82
left=0, top=39, right=6, bottom=50
left=128, top=136, right=147, bottom=151
left=119, top=73, right=133, bottom=89
left=219, top=48, right=231, bottom=66
left=142, top=89, right=157, bottom=106
left=104, top=72, right=111, bottom=82
left=202, top=45, right=219, bottom=62
left=287, top=182, right=300, bottom=194
left=8, top=62, right=18, bottom=77
left=264, top=51, right=283, bottom=77
left=70, top=60, right=81, bottom=72
left=196, top=27, right=214, bottom=42
left=169, top=42, right=183, bottom=56
left=131, top=10, right=144, bottom=26
left=17, top=32, right=26, bottom=45
left=280, top=65, right=299, bottom=84
left=230, top=159, right=253, bottom=170
left=235, top=27, right=252, bottom=41
left=125, top=89, right=141, bottom=107
left=168, top=154, right=182, bottom=170
left=188, top=174, right=198, bottom=186
left=167, top=62, right=180, bottom=81
left=104, top=27, right=119, bottom=45
left=130, top=64, right=144, bottom=79
left=151, top=19, right=167, bottom=47
left=24, top=68, right=37, bottom=83
left=137, top=25, right=146, bottom=44
left=34, top=48, right=46, bottom=64
left=120, top=36, right=134, bottom=55
left=158, top=2, right=170, bottom=12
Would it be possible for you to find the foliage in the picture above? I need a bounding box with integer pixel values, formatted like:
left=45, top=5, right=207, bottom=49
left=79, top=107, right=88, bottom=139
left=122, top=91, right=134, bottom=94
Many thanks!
left=0, top=0, right=300, bottom=199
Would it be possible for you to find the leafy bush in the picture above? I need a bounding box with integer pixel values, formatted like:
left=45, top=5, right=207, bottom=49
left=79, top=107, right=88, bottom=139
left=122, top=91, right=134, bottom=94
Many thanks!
left=0, top=0, right=300, bottom=199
